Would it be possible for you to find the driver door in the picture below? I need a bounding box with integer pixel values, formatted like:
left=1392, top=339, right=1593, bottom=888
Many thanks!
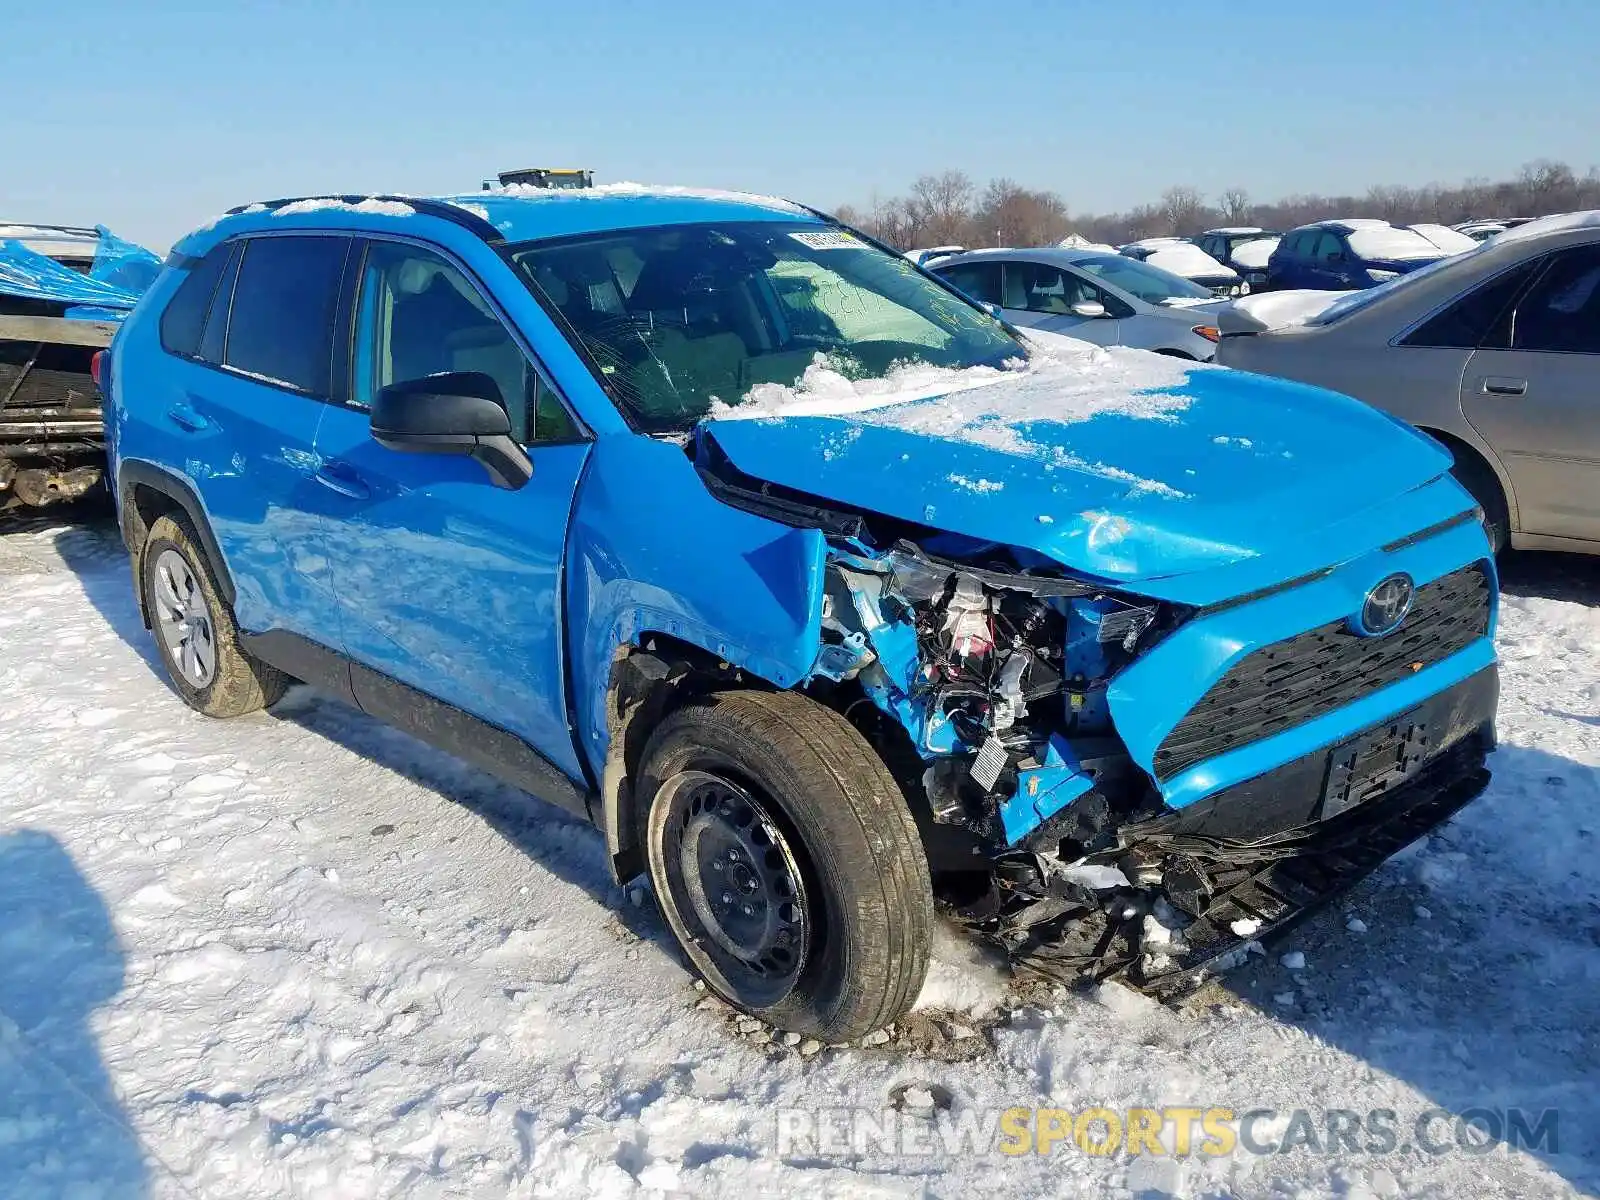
left=312, top=238, right=594, bottom=785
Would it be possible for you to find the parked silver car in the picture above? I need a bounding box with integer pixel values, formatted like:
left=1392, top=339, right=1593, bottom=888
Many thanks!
left=1217, top=213, right=1600, bottom=554
left=930, top=247, right=1223, bottom=360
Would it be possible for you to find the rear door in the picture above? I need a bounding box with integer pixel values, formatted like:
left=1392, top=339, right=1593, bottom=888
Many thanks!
left=1461, top=243, right=1600, bottom=541
left=312, top=237, right=594, bottom=783
left=152, top=233, right=351, bottom=646
left=995, top=260, right=1122, bottom=345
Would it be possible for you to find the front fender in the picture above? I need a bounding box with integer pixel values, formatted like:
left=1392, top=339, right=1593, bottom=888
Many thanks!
left=565, top=434, right=828, bottom=782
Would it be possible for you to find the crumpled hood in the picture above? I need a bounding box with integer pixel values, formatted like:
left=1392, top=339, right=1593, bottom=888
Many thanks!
left=697, top=351, right=1451, bottom=585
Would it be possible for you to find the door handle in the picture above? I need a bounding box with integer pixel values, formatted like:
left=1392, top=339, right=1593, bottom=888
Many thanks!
left=1481, top=376, right=1527, bottom=396
left=166, top=402, right=211, bottom=432
left=313, top=463, right=370, bottom=500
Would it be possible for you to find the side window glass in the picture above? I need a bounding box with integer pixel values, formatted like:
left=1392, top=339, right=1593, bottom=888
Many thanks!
left=197, top=244, right=241, bottom=365
left=1400, top=259, right=1542, bottom=350
left=226, top=236, right=349, bottom=395
left=354, top=242, right=576, bottom=443
left=159, top=244, right=231, bottom=357
left=1006, top=262, right=1091, bottom=315
left=1509, top=246, right=1600, bottom=354
left=934, top=262, right=1001, bottom=306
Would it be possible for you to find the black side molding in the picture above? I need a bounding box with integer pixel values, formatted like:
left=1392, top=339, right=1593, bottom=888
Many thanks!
left=117, top=460, right=236, bottom=606
left=241, top=629, right=595, bottom=824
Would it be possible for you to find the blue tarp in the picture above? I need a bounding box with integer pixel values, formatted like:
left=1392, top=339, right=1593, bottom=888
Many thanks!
left=0, top=226, right=161, bottom=317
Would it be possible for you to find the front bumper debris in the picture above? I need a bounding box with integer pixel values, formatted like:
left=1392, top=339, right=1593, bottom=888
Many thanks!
left=961, top=667, right=1498, bottom=998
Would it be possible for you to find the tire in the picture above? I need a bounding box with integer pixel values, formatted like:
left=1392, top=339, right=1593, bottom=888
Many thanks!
left=1446, top=446, right=1510, bottom=554
left=638, top=689, right=933, bottom=1041
left=139, top=513, right=290, bottom=718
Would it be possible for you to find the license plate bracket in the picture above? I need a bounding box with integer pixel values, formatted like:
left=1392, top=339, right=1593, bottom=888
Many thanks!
left=1321, top=711, right=1432, bottom=820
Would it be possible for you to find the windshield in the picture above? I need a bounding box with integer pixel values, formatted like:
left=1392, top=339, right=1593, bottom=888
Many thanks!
left=1068, top=253, right=1213, bottom=302
left=508, top=222, right=1023, bottom=432
left=1346, top=226, right=1445, bottom=262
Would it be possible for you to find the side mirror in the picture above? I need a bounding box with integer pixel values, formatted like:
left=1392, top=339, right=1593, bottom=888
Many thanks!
left=1070, top=300, right=1108, bottom=319
left=371, top=371, right=533, bottom=490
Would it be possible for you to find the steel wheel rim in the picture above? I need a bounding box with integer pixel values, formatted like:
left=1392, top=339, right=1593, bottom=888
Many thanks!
left=656, top=769, right=810, bottom=1006
left=152, top=548, right=217, bottom=688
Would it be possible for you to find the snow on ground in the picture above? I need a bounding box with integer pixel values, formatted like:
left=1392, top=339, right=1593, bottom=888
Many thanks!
left=0, top=512, right=1597, bottom=1199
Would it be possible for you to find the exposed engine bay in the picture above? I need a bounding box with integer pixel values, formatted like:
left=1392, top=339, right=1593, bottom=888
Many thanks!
left=805, top=539, right=1495, bottom=995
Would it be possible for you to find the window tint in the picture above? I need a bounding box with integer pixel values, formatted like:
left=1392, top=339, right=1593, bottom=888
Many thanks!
left=1400, top=259, right=1543, bottom=349
left=1510, top=246, right=1600, bottom=354
left=935, top=261, right=1002, bottom=306
left=353, top=241, right=577, bottom=443
left=225, top=236, right=349, bottom=395
left=197, top=244, right=241, bottom=365
left=159, top=244, right=232, bottom=357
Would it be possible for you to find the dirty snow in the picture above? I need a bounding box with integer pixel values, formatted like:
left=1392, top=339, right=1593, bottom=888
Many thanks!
left=0, top=515, right=1597, bottom=1199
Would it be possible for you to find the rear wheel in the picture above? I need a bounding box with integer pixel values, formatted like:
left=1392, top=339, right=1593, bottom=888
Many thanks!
left=140, top=514, right=289, bottom=717
left=638, top=690, right=932, bottom=1041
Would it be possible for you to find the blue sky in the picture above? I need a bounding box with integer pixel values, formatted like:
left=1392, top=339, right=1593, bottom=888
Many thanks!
left=3, top=0, right=1595, bottom=249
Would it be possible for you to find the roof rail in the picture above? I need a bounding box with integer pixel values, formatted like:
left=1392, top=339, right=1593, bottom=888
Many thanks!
left=0, top=222, right=100, bottom=239
left=221, top=195, right=504, bottom=245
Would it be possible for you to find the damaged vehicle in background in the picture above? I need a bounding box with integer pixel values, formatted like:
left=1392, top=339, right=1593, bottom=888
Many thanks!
left=1, top=223, right=161, bottom=509
left=107, top=187, right=1499, bottom=1041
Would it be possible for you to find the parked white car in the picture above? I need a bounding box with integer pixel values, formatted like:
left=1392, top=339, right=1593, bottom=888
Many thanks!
left=931, top=246, right=1224, bottom=360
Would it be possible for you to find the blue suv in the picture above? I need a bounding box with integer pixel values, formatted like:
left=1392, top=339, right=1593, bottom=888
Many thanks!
left=1267, top=219, right=1449, bottom=291
left=107, top=188, right=1498, bottom=1039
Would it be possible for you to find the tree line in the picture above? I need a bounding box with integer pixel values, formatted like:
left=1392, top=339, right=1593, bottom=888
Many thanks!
left=833, top=160, right=1600, bottom=250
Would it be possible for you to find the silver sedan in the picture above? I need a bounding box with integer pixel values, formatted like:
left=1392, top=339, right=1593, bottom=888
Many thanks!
left=1217, top=213, right=1600, bottom=554
left=929, top=247, right=1224, bottom=361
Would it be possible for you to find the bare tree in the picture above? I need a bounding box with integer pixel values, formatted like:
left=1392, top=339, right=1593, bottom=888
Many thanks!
left=1219, top=187, right=1252, bottom=224
left=906, top=171, right=975, bottom=246
left=974, top=178, right=1071, bottom=247
left=1160, top=186, right=1206, bottom=236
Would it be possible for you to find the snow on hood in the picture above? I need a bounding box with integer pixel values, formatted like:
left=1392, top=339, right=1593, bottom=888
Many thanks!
left=1143, top=244, right=1237, bottom=281
left=698, top=340, right=1450, bottom=584
left=1229, top=237, right=1280, bottom=269
left=1218, top=289, right=1346, bottom=334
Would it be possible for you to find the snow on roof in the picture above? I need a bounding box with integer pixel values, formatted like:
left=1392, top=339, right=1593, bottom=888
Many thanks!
left=1299, top=217, right=1390, bottom=231
left=271, top=198, right=416, bottom=218
left=1206, top=226, right=1268, bottom=235
left=488, top=181, right=804, bottom=213
left=1489, top=209, right=1600, bottom=245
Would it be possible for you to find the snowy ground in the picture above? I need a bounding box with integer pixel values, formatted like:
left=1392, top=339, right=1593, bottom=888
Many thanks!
left=0, top=509, right=1596, bottom=1200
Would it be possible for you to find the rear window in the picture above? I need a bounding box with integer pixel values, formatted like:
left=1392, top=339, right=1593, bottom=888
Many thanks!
left=159, top=245, right=232, bottom=357
left=224, top=236, right=350, bottom=395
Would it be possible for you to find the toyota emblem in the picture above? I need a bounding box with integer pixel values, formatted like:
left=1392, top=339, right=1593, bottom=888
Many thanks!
left=1357, top=573, right=1415, bottom=637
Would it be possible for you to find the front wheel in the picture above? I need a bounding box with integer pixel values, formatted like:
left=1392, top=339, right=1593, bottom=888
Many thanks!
left=638, top=690, right=933, bottom=1041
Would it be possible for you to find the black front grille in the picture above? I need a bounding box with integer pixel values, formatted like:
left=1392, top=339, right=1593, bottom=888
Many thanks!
left=1153, top=562, right=1492, bottom=780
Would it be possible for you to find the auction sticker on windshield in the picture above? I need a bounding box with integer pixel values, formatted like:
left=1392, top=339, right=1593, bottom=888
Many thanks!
left=790, top=229, right=862, bottom=250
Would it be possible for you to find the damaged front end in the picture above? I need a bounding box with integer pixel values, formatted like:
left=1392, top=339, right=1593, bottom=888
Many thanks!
left=804, top=533, right=1495, bottom=996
